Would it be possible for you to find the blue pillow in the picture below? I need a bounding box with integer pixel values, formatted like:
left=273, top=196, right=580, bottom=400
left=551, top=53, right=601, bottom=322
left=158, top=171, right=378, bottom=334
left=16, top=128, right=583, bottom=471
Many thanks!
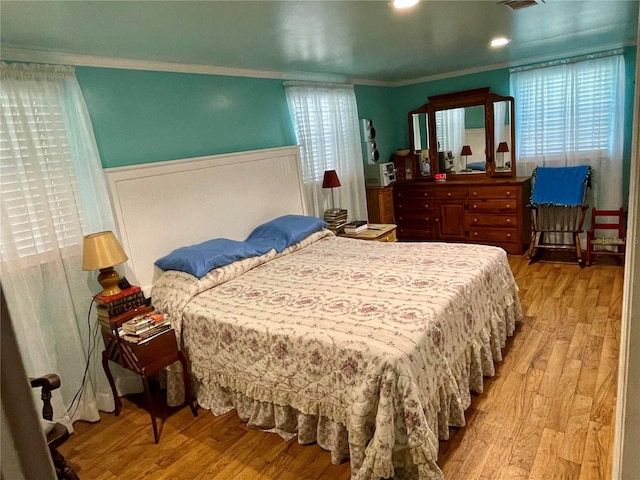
left=155, top=238, right=269, bottom=278
left=246, top=215, right=328, bottom=253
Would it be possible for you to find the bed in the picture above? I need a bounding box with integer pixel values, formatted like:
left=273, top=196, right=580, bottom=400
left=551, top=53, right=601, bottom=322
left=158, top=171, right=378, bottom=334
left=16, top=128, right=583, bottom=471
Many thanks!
left=105, top=147, right=522, bottom=480
left=151, top=226, right=521, bottom=480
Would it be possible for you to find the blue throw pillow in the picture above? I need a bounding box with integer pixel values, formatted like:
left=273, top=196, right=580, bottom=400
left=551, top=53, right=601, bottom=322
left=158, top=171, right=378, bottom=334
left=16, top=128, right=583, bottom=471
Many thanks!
left=155, top=238, right=269, bottom=278
left=246, top=215, right=328, bottom=253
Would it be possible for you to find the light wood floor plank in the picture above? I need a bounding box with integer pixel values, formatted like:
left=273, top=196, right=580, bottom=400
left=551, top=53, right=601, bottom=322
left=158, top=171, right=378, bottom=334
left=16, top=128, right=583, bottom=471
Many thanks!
left=58, top=256, right=623, bottom=480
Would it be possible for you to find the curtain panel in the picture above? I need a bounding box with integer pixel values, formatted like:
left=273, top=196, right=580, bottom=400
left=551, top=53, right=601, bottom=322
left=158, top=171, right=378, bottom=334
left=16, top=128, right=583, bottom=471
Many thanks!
left=0, top=62, right=139, bottom=428
left=284, top=82, right=368, bottom=221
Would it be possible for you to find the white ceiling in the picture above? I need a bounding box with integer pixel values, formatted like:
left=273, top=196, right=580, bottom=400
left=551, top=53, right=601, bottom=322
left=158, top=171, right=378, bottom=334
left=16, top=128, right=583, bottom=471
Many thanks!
left=1, top=1, right=638, bottom=85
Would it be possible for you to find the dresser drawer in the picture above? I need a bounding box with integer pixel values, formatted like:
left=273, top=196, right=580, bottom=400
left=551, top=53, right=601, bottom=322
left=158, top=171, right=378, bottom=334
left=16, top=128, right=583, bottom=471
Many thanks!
left=396, top=212, right=436, bottom=225
left=435, top=188, right=467, bottom=200
left=395, top=188, right=434, bottom=200
left=397, top=226, right=437, bottom=240
left=395, top=198, right=436, bottom=212
left=468, top=186, right=519, bottom=200
left=466, top=213, right=518, bottom=228
left=468, top=199, right=518, bottom=213
left=468, top=227, right=518, bottom=243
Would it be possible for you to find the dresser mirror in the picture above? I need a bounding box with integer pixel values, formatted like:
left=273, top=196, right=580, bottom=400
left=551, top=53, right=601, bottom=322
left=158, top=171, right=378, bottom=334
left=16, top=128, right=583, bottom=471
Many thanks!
left=492, top=99, right=515, bottom=176
left=410, top=112, right=431, bottom=177
left=407, top=88, right=516, bottom=179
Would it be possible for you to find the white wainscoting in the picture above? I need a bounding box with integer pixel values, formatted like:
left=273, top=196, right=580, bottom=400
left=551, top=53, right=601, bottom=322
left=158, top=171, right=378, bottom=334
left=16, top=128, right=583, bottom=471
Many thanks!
left=105, top=146, right=306, bottom=294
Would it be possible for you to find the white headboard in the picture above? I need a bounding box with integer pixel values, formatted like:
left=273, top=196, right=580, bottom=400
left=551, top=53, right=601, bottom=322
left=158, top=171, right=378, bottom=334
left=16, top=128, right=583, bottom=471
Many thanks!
left=105, top=146, right=307, bottom=294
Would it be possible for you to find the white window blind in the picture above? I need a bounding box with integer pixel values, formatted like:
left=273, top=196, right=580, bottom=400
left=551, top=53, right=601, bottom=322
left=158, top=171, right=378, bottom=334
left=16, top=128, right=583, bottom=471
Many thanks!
left=512, top=54, right=622, bottom=158
left=284, top=82, right=367, bottom=220
left=1, top=73, right=85, bottom=259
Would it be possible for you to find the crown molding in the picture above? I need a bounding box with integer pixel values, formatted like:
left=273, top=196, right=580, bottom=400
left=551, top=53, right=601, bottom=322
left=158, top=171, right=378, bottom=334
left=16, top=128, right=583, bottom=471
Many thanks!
left=1, top=41, right=634, bottom=88
left=0, top=46, right=353, bottom=84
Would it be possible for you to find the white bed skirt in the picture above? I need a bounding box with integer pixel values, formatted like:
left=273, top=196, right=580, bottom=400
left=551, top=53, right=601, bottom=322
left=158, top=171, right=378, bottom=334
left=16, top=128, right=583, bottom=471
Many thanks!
left=174, top=297, right=519, bottom=480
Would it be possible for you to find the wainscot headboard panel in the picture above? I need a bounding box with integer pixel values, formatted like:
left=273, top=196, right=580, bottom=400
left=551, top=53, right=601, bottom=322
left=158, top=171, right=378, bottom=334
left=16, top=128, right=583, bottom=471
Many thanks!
left=105, top=146, right=306, bottom=294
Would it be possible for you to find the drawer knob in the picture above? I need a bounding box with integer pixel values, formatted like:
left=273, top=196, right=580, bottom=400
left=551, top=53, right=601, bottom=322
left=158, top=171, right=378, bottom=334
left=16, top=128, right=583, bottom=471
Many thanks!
left=506, top=218, right=511, bottom=224
left=507, top=233, right=511, bottom=238
left=399, top=216, right=403, bottom=220
left=472, top=191, right=477, bottom=197
left=423, top=192, right=428, bottom=197
left=425, top=217, right=430, bottom=222
left=447, top=192, right=452, bottom=197
left=506, top=204, right=511, bottom=209
left=473, top=218, right=478, bottom=223
left=424, top=203, right=429, bottom=208
left=506, top=191, right=511, bottom=197
left=473, top=204, right=478, bottom=209
left=474, top=232, right=478, bottom=237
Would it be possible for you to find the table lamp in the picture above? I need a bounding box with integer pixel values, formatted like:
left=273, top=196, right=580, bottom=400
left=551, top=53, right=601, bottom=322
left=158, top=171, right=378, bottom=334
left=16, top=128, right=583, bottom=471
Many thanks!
left=460, top=145, right=472, bottom=173
left=322, top=169, right=341, bottom=212
left=82, top=231, right=129, bottom=296
left=496, top=142, right=509, bottom=170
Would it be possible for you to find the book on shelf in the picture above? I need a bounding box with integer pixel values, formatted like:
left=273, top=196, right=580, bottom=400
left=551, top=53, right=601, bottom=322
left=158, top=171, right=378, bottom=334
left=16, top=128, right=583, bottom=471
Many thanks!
left=344, top=220, right=368, bottom=234
left=120, top=323, right=172, bottom=344
left=95, top=285, right=142, bottom=305
left=96, top=289, right=146, bottom=318
left=122, top=312, right=169, bottom=334
left=100, top=304, right=155, bottom=329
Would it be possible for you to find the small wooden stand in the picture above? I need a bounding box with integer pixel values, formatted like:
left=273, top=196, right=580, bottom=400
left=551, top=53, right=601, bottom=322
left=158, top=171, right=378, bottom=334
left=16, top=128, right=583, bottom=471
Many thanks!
left=101, top=309, right=198, bottom=443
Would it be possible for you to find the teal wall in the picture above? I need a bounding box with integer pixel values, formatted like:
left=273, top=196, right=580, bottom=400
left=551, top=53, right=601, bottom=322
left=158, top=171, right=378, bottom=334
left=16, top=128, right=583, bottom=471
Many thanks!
left=353, top=85, right=396, bottom=164
left=75, top=46, right=635, bottom=202
left=76, top=68, right=296, bottom=167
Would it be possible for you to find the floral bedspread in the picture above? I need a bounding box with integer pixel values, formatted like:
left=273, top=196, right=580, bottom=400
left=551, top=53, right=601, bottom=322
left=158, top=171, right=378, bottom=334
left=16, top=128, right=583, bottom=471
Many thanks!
left=152, top=230, right=522, bottom=480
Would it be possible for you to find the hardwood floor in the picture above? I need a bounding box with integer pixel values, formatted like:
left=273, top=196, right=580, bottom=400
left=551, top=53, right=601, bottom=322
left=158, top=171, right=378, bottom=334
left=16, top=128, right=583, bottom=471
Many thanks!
left=59, top=255, right=623, bottom=480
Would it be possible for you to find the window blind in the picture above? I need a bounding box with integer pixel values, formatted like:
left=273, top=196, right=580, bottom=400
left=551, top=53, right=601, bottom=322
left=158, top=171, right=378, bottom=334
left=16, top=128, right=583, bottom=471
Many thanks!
left=512, top=56, right=620, bottom=158
left=0, top=87, right=85, bottom=259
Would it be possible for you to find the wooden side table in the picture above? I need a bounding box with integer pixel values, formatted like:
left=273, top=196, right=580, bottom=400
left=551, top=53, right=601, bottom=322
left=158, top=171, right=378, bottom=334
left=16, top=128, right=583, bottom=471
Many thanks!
left=101, top=318, right=198, bottom=443
left=338, top=223, right=397, bottom=242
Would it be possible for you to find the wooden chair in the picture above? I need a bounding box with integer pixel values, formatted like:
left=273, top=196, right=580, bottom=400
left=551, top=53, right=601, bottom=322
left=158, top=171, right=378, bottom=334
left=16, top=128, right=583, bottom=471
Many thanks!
left=527, top=165, right=591, bottom=265
left=586, top=207, right=626, bottom=266
left=30, top=374, right=80, bottom=480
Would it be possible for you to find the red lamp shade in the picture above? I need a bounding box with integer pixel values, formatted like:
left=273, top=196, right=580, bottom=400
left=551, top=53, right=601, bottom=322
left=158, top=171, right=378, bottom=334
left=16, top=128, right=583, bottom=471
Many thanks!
left=322, top=170, right=341, bottom=188
left=460, top=145, right=472, bottom=156
left=497, top=142, right=509, bottom=153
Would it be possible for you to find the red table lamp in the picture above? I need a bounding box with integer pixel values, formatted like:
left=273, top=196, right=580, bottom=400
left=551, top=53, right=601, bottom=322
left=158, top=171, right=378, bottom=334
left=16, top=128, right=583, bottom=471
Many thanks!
left=322, top=169, right=341, bottom=212
left=460, top=145, right=472, bottom=173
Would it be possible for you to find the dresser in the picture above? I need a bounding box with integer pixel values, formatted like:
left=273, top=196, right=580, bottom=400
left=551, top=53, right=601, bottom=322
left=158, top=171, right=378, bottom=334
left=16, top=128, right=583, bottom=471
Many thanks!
left=366, top=185, right=395, bottom=224
left=394, top=177, right=531, bottom=254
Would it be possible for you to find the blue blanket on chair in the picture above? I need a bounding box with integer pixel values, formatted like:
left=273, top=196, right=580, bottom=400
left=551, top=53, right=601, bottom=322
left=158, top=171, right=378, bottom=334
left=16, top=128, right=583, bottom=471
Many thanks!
left=532, top=165, right=590, bottom=206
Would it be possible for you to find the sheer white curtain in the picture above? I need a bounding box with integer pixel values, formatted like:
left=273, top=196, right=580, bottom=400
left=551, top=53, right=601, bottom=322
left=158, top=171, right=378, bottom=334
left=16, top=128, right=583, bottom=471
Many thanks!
left=284, top=82, right=367, bottom=221
left=436, top=108, right=465, bottom=171
left=0, top=62, right=131, bottom=427
left=494, top=101, right=507, bottom=148
left=510, top=52, right=625, bottom=211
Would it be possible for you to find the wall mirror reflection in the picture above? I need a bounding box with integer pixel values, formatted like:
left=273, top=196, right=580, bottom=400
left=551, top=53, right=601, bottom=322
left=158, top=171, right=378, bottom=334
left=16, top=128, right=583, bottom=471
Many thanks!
left=435, top=105, right=485, bottom=175
left=493, top=99, right=514, bottom=174
left=407, top=88, right=516, bottom=179
left=411, top=113, right=431, bottom=177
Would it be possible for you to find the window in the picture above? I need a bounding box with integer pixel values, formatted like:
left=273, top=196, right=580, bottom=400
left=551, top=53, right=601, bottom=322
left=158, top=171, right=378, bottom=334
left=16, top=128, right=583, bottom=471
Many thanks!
left=510, top=52, right=625, bottom=209
left=511, top=53, right=624, bottom=158
left=1, top=83, right=85, bottom=258
left=284, top=82, right=367, bottom=220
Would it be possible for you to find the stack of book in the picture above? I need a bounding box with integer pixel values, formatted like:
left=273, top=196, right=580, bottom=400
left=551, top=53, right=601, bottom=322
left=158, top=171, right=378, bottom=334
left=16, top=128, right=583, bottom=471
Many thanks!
left=324, top=208, right=348, bottom=233
left=119, top=312, right=172, bottom=344
left=95, top=285, right=147, bottom=331
left=344, top=220, right=368, bottom=234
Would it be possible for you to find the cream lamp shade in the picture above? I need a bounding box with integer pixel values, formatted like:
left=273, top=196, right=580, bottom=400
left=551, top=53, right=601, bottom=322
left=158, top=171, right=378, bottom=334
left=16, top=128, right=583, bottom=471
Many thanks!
left=82, top=231, right=128, bottom=297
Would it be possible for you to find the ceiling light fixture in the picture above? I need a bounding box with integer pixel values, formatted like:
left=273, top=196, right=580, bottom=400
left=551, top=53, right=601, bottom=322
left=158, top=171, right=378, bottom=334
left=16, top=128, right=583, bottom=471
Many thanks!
left=393, top=0, right=419, bottom=9
left=490, top=37, right=511, bottom=48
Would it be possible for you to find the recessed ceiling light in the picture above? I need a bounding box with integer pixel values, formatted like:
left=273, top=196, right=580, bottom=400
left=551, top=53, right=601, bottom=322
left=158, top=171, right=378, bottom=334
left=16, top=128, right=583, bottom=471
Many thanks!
left=491, top=37, right=511, bottom=48
left=393, top=0, right=419, bottom=9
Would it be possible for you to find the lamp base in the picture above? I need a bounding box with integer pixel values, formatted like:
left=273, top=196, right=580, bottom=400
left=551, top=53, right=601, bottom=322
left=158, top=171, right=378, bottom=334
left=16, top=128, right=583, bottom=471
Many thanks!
left=97, top=267, right=122, bottom=297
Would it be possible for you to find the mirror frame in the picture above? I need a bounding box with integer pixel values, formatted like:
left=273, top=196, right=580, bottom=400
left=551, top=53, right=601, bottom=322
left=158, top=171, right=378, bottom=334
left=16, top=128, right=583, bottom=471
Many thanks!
left=407, top=87, right=517, bottom=180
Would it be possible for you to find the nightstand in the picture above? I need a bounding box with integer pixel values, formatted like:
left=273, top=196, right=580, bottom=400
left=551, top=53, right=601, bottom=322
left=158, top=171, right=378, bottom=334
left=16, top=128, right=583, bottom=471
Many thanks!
left=338, top=223, right=397, bottom=242
left=101, top=311, right=198, bottom=443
